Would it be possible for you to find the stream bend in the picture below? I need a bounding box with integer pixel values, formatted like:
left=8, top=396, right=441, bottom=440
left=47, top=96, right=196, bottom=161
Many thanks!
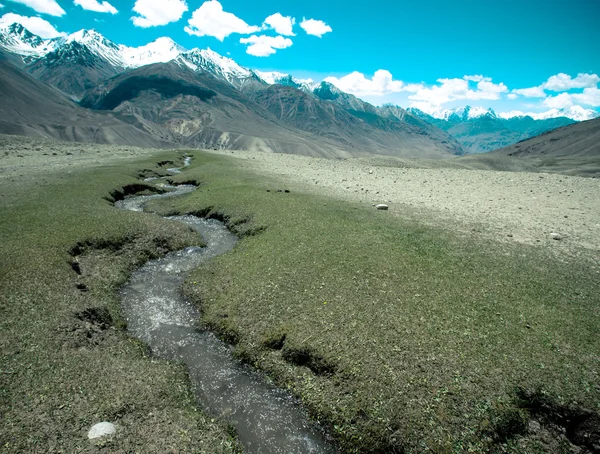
left=116, top=163, right=334, bottom=454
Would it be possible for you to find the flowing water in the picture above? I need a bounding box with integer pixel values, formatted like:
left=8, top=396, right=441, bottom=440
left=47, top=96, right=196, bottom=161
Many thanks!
left=116, top=163, right=335, bottom=453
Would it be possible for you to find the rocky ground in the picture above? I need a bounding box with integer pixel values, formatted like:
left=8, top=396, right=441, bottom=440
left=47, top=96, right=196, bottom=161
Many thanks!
left=215, top=150, right=600, bottom=262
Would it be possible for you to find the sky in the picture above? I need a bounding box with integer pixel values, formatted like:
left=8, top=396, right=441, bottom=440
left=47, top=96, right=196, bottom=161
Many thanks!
left=1, top=0, right=599, bottom=116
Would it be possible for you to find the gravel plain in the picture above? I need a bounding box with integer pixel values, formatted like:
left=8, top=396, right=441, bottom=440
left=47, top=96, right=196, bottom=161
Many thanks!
left=214, top=150, right=600, bottom=261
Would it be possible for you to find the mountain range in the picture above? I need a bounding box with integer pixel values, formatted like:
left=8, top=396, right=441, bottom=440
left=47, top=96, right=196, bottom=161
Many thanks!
left=406, top=106, right=585, bottom=154
left=0, top=23, right=597, bottom=158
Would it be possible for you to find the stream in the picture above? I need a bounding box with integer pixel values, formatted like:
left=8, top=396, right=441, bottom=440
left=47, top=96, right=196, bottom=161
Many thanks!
left=115, top=159, right=334, bottom=453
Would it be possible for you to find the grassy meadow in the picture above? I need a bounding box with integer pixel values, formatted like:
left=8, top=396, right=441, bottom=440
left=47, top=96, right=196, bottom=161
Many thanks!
left=0, top=146, right=239, bottom=452
left=1, top=139, right=598, bottom=453
left=153, top=151, right=600, bottom=453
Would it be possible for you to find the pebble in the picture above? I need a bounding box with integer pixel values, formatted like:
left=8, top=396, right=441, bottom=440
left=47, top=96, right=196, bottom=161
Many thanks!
left=376, top=204, right=389, bottom=211
left=88, top=422, right=116, bottom=440
left=550, top=232, right=563, bottom=241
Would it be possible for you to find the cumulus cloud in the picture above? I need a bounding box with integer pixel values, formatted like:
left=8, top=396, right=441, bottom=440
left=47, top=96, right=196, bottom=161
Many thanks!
left=74, top=0, right=117, bottom=14
left=0, top=12, right=64, bottom=37
left=572, top=87, right=600, bottom=106
left=543, top=73, right=600, bottom=91
left=324, top=70, right=422, bottom=97
left=300, top=17, right=331, bottom=37
left=132, top=0, right=188, bottom=28
left=239, top=35, right=292, bottom=57
left=263, top=13, right=295, bottom=36
left=543, top=92, right=574, bottom=109
left=8, top=0, right=65, bottom=16
left=512, top=72, right=599, bottom=100
left=409, top=75, right=508, bottom=107
left=185, top=0, right=261, bottom=40
left=542, top=87, right=600, bottom=109
left=512, top=86, right=546, bottom=98
left=507, top=93, right=518, bottom=100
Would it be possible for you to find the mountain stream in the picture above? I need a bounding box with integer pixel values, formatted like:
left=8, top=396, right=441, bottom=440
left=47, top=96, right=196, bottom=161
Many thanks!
left=115, top=158, right=334, bottom=453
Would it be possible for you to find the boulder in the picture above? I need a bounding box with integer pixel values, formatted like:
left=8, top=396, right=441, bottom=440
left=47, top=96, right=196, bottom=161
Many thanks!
left=88, top=422, right=116, bottom=440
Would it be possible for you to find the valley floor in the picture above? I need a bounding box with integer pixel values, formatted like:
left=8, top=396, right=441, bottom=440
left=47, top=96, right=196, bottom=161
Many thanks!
left=1, top=134, right=599, bottom=453
left=214, top=149, right=600, bottom=260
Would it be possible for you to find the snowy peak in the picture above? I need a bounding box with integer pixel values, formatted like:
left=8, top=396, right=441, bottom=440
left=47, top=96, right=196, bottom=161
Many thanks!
left=499, top=106, right=599, bottom=122
left=0, top=23, right=56, bottom=60
left=408, top=105, right=498, bottom=121
left=445, top=106, right=497, bottom=121
left=254, top=70, right=317, bottom=91
left=58, top=29, right=123, bottom=67
left=121, top=37, right=185, bottom=68
left=177, top=48, right=253, bottom=86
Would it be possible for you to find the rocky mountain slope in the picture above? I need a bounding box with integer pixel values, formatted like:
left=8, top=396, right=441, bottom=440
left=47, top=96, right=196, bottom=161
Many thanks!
left=0, top=24, right=463, bottom=158
left=0, top=50, right=172, bottom=147
left=494, top=117, right=600, bottom=159
left=408, top=106, right=577, bottom=154
left=472, top=117, right=600, bottom=177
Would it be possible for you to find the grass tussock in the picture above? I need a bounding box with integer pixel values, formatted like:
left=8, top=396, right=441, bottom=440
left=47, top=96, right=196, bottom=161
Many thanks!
left=0, top=150, right=240, bottom=452
left=149, top=151, right=600, bottom=453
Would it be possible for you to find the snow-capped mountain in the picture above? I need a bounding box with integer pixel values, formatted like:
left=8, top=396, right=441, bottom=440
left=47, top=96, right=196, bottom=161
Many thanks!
left=254, top=70, right=317, bottom=91
left=407, top=105, right=576, bottom=154
left=122, top=37, right=185, bottom=68
left=0, top=23, right=57, bottom=61
left=408, top=105, right=498, bottom=122
left=498, top=106, right=599, bottom=122
left=177, top=48, right=254, bottom=87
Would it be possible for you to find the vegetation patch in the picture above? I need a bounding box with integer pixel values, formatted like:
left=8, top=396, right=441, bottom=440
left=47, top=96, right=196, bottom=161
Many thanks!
left=146, top=151, right=600, bottom=453
left=0, top=147, right=239, bottom=452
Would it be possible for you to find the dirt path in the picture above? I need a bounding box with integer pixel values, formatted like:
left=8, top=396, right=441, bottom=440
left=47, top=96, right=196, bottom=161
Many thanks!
left=215, top=150, right=600, bottom=261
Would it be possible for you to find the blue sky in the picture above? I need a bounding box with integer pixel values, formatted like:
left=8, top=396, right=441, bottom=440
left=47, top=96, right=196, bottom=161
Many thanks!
left=1, top=0, right=599, bottom=116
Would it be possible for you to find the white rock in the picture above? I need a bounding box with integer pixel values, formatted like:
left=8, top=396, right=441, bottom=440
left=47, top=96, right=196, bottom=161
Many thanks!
left=88, top=422, right=116, bottom=439
left=376, top=204, right=389, bottom=211
left=550, top=232, right=562, bottom=241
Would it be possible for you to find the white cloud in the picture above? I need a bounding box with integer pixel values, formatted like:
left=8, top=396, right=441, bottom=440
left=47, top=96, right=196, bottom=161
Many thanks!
left=132, top=0, right=188, bottom=28
left=512, top=86, right=546, bottom=98
left=74, top=0, right=117, bottom=14
left=185, top=0, right=261, bottom=41
left=8, top=0, right=65, bottom=16
left=543, top=92, right=574, bottom=109
left=0, top=12, right=64, bottom=37
left=299, top=17, right=331, bottom=37
left=507, top=93, right=518, bottom=100
left=0, top=3, right=4, bottom=7
left=263, top=13, right=295, bottom=36
left=239, top=34, right=292, bottom=57
left=409, top=75, right=508, bottom=107
left=572, top=87, right=600, bottom=107
left=543, top=72, right=600, bottom=91
left=324, top=70, right=422, bottom=97
left=463, top=75, right=488, bottom=82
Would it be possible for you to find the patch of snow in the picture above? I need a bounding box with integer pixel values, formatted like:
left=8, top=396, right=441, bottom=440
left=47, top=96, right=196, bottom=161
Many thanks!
left=121, top=37, right=186, bottom=68
left=498, top=106, right=599, bottom=121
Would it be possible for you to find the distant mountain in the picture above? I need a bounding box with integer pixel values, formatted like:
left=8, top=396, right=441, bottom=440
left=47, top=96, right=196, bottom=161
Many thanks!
left=0, top=24, right=466, bottom=158
left=489, top=117, right=600, bottom=177
left=494, top=117, right=600, bottom=159
left=0, top=50, right=172, bottom=147
left=498, top=106, right=599, bottom=122
left=78, top=62, right=461, bottom=158
left=407, top=106, right=577, bottom=154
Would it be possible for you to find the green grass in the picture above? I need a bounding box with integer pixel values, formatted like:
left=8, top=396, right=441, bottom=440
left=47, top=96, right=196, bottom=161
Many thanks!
left=149, top=151, right=600, bottom=452
left=0, top=150, right=239, bottom=452
left=2, top=141, right=598, bottom=453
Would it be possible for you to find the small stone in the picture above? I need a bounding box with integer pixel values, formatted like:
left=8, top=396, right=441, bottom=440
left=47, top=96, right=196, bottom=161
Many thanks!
left=376, top=204, right=389, bottom=211
left=550, top=232, right=562, bottom=241
left=88, top=422, right=116, bottom=440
